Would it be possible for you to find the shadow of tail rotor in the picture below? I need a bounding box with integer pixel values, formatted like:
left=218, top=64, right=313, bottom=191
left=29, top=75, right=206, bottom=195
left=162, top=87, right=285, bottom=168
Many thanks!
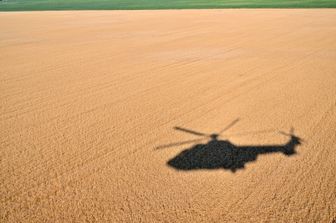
left=279, top=127, right=303, bottom=155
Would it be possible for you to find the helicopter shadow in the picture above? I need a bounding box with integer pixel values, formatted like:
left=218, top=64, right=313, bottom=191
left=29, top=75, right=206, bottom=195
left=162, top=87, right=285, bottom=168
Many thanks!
left=157, top=120, right=302, bottom=172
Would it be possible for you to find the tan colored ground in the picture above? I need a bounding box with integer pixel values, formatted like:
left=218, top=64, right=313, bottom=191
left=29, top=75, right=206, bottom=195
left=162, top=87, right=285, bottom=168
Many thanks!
left=1, top=9, right=336, bottom=222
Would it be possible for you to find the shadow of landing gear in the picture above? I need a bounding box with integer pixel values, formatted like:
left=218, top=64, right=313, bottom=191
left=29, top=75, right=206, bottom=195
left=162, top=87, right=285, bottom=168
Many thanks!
left=156, top=120, right=302, bottom=172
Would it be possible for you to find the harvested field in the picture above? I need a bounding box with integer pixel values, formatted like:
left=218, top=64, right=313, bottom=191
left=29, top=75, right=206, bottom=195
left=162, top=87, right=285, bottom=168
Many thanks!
left=1, top=10, right=336, bottom=222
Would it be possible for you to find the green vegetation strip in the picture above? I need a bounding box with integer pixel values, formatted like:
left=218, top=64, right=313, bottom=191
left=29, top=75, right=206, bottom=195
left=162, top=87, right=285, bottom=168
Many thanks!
left=0, top=0, right=336, bottom=11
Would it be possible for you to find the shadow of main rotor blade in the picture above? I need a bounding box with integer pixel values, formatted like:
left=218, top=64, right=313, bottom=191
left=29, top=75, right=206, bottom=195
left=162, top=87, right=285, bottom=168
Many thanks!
left=218, top=118, right=240, bottom=134
left=223, top=129, right=276, bottom=137
left=279, top=131, right=292, bottom=137
left=174, top=127, right=207, bottom=136
left=155, top=138, right=204, bottom=150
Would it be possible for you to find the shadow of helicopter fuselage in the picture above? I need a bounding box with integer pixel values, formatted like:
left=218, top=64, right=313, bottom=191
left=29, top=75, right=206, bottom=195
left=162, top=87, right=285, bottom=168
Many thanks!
left=167, top=134, right=301, bottom=172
